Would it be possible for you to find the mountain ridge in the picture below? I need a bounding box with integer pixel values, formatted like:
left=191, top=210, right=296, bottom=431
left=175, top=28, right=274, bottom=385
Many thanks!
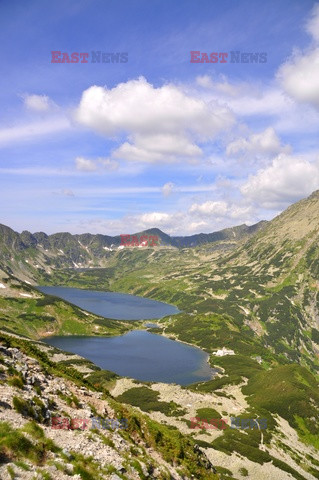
left=0, top=220, right=267, bottom=282
left=0, top=221, right=268, bottom=249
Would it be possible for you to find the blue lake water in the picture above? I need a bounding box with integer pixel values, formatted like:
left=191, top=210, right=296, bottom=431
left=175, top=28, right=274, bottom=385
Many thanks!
left=37, top=286, right=180, bottom=320
left=44, top=330, right=215, bottom=385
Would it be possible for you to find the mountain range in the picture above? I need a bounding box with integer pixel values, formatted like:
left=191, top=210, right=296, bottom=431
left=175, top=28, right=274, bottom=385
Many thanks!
left=0, top=220, right=267, bottom=282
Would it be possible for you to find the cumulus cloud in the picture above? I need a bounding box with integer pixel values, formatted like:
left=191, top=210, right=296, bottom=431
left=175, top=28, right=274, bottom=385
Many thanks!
left=241, top=154, right=319, bottom=208
left=137, top=134, right=200, bottom=156
left=112, top=134, right=202, bottom=163
left=87, top=200, right=257, bottom=236
left=277, top=4, right=319, bottom=109
left=277, top=48, right=319, bottom=109
left=23, top=94, right=53, bottom=111
left=75, top=77, right=234, bottom=163
left=190, top=200, right=228, bottom=216
left=189, top=200, right=253, bottom=221
left=226, top=127, right=290, bottom=157
left=139, top=212, right=172, bottom=226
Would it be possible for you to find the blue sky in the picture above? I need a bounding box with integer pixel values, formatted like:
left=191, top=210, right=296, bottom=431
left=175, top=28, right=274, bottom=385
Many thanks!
left=1, top=0, right=319, bottom=235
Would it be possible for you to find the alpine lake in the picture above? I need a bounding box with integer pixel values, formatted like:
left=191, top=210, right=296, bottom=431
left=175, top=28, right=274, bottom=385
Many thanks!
left=39, top=286, right=215, bottom=385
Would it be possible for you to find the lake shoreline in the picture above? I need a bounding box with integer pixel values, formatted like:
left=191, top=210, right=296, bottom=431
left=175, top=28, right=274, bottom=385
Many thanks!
left=43, top=330, right=216, bottom=385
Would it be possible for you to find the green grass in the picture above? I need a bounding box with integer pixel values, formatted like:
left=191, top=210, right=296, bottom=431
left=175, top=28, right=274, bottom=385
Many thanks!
left=242, top=364, right=319, bottom=448
left=22, top=421, right=45, bottom=440
left=0, top=421, right=58, bottom=465
left=117, top=386, right=186, bottom=417
left=0, top=294, right=130, bottom=339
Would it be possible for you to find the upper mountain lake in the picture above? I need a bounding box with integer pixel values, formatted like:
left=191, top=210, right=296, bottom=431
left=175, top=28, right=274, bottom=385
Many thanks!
left=37, top=286, right=180, bottom=320
left=39, top=286, right=215, bottom=384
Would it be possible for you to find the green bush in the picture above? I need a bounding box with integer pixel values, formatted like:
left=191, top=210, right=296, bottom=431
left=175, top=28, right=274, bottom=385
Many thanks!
left=117, top=387, right=185, bottom=416
left=8, top=375, right=24, bottom=389
left=0, top=421, right=33, bottom=463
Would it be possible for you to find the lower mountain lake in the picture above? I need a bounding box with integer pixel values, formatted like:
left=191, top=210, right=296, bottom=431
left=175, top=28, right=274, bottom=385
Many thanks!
left=37, top=286, right=180, bottom=320
left=44, top=330, right=215, bottom=385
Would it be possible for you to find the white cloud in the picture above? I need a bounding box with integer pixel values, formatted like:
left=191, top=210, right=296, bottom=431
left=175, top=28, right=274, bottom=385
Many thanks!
left=306, top=3, right=319, bottom=43
left=190, top=75, right=294, bottom=118
left=23, top=94, right=53, bottom=112
left=190, top=200, right=228, bottom=216
left=226, top=127, right=290, bottom=157
left=76, top=77, right=233, bottom=137
left=189, top=221, right=208, bottom=231
left=139, top=212, right=172, bottom=226
left=112, top=133, right=202, bottom=163
left=75, top=156, right=119, bottom=172
left=162, top=182, right=175, bottom=197
left=226, top=87, right=292, bottom=117
left=75, top=77, right=234, bottom=163
left=189, top=200, right=254, bottom=222
left=71, top=199, right=258, bottom=236
left=196, top=75, right=243, bottom=96
left=75, top=157, right=98, bottom=172
left=277, top=48, right=319, bottom=109
left=241, top=154, right=319, bottom=208
left=277, top=5, right=319, bottom=110
left=0, top=117, right=71, bottom=146
left=196, top=75, right=214, bottom=89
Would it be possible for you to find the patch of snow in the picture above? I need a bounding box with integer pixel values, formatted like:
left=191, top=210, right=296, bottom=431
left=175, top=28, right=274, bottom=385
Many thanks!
left=20, top=293, right=32, bottom=297
left=118, top=245, right=125, bottom=250
left=0, top=283, right=6, bottom=289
